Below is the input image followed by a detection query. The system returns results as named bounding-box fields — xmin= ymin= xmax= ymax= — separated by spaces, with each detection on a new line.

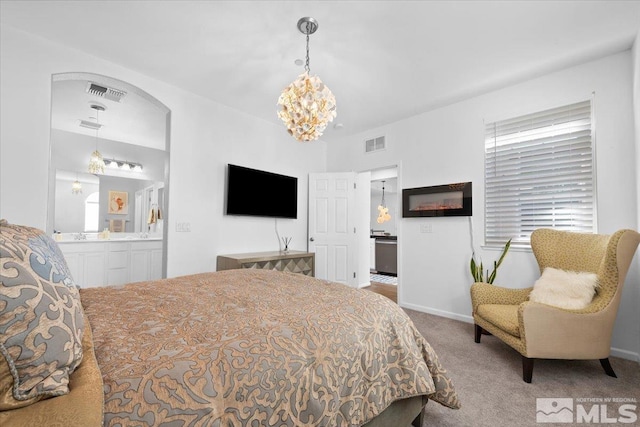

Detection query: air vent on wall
xmin=365 ymin=136 xmax=386 ymax=153
xmin=78 ymin=120 xmax=104 ymax=130
xmin=86 ymin=82 xmax=127 ymax=102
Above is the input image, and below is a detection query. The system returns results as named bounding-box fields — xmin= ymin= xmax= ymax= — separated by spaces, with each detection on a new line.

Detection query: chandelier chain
xmin=95 ymin=108 xmax=100 ymax=149
xmin=305 ymin=24 xmax=311 ymax=73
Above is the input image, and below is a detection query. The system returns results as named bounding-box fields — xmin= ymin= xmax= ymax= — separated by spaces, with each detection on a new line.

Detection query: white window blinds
xmin=484 ymin=100 xmax=595 ymax=247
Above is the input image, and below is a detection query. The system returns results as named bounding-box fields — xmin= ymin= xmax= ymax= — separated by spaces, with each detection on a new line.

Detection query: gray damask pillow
xmin=0 ymin=220 xmax=84 ymax=409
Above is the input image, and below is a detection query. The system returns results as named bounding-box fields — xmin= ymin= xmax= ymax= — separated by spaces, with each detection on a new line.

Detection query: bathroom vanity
xmin=57 ymin=235 xmax=163 ymax=287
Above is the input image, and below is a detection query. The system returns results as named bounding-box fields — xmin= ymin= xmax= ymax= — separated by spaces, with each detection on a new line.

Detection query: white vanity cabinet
xmin=130 ymin=240 xmax=164 ymax=282
xmin=107 ymin=242 xmax=130 ymax=286
xmin=60 ymin=242 xmax=107 ymax=288
xmin=58 ymin=239 xmax=163 ymax=287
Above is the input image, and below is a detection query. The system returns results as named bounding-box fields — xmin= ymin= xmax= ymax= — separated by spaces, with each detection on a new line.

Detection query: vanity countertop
xmin=55 ymin=233 xmax=162 ymax=243
xmin=370 ymin=235 xmax=397 ymax=240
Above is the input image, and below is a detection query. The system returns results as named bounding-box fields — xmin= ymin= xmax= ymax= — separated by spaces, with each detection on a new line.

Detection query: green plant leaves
xmin=469 ymin=238 xmax=511 ymax=284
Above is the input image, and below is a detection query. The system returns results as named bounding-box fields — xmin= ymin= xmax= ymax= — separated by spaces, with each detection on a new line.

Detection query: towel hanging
xmin=109 ymin=219 xmax=125 ymax=232
xmin=147 ymin=206 xmax=156 ymax=224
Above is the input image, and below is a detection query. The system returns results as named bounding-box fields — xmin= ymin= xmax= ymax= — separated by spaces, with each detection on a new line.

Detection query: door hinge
xmin=353 ymin=272 xmax=356 ymax=278
xmin=354 ymin=182 xmax=356 ymax=189
xmin=354 ymin=227 xmax=356 ymax=234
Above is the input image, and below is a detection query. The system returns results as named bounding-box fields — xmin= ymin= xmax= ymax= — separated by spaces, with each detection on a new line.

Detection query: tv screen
xmin=225 ymin=164 xmax=298 ymax=219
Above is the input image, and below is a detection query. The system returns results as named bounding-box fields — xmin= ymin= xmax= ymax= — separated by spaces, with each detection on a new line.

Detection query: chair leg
xmin=474 ymin=324 xmax=483 ymax=343
xmin=600 ymin=358 xmax=617 ymax=378
xmin=411 ymin=408 xmax=424 ymax=427
xmin=522 ymin=356 xmax=534 ymax=383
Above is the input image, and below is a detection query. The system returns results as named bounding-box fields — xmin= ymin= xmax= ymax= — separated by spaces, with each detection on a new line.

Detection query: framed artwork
xmin=402 ymin=182 xmax=472 ymax=217
xmin=108 ymin=190 xmax=129 ymax=215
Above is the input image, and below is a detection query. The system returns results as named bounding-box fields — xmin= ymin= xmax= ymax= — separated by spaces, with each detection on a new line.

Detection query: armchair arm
xmin=470 ymin=283 xmax=532 ymax=313
xmin=519 ymin=301 xmax=615 ymax=359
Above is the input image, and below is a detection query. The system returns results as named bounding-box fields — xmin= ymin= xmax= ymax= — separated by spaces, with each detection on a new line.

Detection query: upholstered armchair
xmin=471 ymin=228 xmax=640 ymax=383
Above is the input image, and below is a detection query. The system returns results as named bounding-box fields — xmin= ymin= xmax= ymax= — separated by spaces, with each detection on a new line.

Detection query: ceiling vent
xmin=86 ymin=82 xmax=127 ymax=102
xmin=365 ymin=136 xmax=386 ymax=153
xmin=78 ymin=120 xmax=104 ymax=131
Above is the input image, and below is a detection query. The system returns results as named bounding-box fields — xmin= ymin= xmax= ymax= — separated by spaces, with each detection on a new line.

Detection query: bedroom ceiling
xmin=2 ymin=1 xmax=639 ymax=143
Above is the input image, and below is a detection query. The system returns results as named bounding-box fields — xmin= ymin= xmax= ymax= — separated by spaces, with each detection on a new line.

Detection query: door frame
xmin=361 ymin=164 xmax=401 ymax=299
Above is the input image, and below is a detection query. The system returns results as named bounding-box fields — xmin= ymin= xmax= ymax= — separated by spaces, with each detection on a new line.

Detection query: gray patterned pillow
xmin=0 ymin=220 xmax=84 ymax=409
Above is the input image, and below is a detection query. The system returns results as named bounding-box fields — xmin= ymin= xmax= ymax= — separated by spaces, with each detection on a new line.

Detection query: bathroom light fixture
xmin=277 ymin=17 xmax=336 ymax=142
xmin=104 ymin=158 xmax=143 ymax=172
xmin=377 ymin=180 xmax=391 ymax=224
xmin=87 ymin=104 xmax=106 ymax=174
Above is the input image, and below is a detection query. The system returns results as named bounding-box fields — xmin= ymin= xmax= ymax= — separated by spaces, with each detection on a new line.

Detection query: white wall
xmin=633 ymin=31 xmax=640 ymax=363
xmin=0 ymin=26 xmax=326 ymax=277
xmin=327 ymin=51 xmax=640 ymax=360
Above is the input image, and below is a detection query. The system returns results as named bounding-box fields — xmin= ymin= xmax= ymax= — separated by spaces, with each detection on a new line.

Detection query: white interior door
xmin=309 ymin=172 xmax=367 ymax=287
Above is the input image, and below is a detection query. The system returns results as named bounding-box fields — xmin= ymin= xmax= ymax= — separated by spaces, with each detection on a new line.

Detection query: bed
xmin=0 ymin=221 xmax=460 ymax=426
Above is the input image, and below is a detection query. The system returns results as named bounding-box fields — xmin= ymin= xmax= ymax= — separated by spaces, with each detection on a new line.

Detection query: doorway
xmin=47 ymin=72 xmax=171 ymax=278
xmin=368 ymin=166 xmax=399 ymax=299
xmin=307 ymin=166 xmax=400 ymax=296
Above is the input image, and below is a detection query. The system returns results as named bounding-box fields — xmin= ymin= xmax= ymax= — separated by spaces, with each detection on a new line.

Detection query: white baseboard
xmin=400 ymin=302 xmax=640 ymax=363
xmin=610 ymin=347 xmax=640 ymax=362
xmin=400 ymin=302 xmax=474 ymax=324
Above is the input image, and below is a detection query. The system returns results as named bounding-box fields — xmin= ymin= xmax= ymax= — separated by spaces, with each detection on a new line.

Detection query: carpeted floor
xmin=404 ymin=309 xmax=640 ymax=427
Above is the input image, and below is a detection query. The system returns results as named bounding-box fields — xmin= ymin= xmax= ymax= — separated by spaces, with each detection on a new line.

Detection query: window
xmin=84 ymin=192 xmax=100 ymax=232
xmin=484 ymin=100 xmax=595 ymax=247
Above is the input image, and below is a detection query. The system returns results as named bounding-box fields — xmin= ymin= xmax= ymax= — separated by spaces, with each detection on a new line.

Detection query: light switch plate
xmin=176 ymin=222 xmax=191 ymax=232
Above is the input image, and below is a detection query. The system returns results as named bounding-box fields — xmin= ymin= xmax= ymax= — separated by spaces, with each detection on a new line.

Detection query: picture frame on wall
xmin=402 ymin=182 xmax=472 ymax=217
xmin=108 ymin=190 xmax=129 ymax=215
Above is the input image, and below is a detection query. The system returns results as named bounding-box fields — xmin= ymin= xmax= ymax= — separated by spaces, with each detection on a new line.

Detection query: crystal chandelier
xmin=71 ymin=175 xmax=83 ymax=195
xmin=277 ymin=17 xmax=336 ymax=142
xmin=88 ymin=104 xmax=106 ymax=174
xmin=377 ymin=181 xmax=391 ymax=224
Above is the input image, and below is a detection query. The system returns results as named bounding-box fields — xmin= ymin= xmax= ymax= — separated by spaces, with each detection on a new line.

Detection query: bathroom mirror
xmin=47 ymin=72 xmax=170 ymax=276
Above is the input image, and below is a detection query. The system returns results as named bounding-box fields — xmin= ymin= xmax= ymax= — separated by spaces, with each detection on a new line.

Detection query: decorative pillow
xmin=0 ymin=220 xmax=84 ymax=410
xmin=529 ymin=267 xmax=599 ymax=310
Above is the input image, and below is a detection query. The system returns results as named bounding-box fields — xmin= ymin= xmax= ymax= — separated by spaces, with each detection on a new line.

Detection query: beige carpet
xmin=404 ymin=309 xmax=640 ymax=427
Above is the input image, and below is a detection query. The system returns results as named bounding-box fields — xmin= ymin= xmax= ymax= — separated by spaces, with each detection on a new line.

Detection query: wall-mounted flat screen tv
xmin=225 ymin=164 xmax=298 ymax=219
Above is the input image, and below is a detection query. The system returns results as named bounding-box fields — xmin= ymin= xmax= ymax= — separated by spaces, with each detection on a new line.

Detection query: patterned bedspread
xmin=80 ymin=269 xmax=459 ymax=426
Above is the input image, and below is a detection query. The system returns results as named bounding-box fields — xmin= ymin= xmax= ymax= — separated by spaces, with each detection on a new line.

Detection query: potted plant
xmin=470 ymin=238 xmax=511 ymax=284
